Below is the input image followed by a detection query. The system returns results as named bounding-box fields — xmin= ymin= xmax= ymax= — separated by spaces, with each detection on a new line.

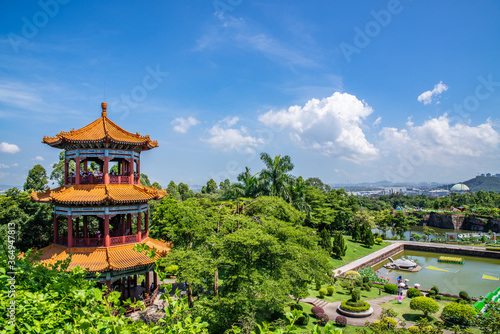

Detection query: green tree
xmin=362 ymin=223 xmax=375 ymax=247
xmin=476 ymin=301 xmax=500 ymax=334
xmin=232 ymin=167 xmax=263 ymax=198
xmin=351 ymin=219 xmax=361 ymax=241
xmin=332 ymin=231 xmax=347 ymax=258
xmin=259 ymin=152 xmax=294 ymax=201
xmin=205 ymin=179 xmax=218 ymax=194
xmin=410 ymin=296 xmax=440 ymax=318
xmin=152 ymin=181 xmax=162 ymax=190
xmin=140 ymin=173 xmax=152 ymax=187
xmin=165 ymin=181 xmax=181 ymax=200
xmin=319 ymin=228 xmax=332 ymax=253
xmin=24 ymin=164 xmax=48 ymax=192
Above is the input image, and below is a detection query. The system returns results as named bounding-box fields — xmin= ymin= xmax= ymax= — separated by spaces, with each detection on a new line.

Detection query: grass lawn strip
xmin=330 ymin=237 xmax=391 ymax=270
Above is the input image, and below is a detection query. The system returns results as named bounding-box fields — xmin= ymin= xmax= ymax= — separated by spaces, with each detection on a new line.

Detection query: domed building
xmin=450 ymin=183 xmax=470 ymax=193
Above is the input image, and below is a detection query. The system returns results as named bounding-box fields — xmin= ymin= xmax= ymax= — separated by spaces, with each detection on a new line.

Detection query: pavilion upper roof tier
xmin=31 ymin=184 xmax=167 ymax=205
xmin=42 ymin=102 xmax=159 ymax=151
xmin=30 ymin=237 xmax=171 ymax=272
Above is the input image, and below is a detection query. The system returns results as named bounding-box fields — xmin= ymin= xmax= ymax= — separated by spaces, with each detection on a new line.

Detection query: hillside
xmin=463 ymin=176 xmax=500 ymax=192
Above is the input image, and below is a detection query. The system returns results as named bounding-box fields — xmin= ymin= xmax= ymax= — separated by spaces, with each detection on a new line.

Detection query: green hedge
xmin=486 ymin=247 xmax=500 ymax=251
xmin=340 ymin=300 xmax=371 ymax=312
xmin=384 ymin=283 xmax=398 ymax=294
xmin=407 ymin=288 xmax=423 ymax=298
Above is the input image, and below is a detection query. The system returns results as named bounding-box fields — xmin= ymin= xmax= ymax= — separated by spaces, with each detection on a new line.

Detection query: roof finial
xmin=101 ymin=102 xmax=107 ymax=117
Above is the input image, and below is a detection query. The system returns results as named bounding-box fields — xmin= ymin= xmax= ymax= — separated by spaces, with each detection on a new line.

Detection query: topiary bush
xmin=296 ymin=312 xmax=309 ymax=326
xmin=316 ymin=313 xmax=329 ymax=326
xmin=459 ymin=290 xmax=471 ymax=302
xmin=409 ymin=296 xmax=440 ymax=317
xmin=375 ymin=237 xmax=383 ymax=244
xmin=407 ymin=288 xmax=423 ymax=298
xmin=311 ymin=306 xmax=324 ymax=316
xmin=335 ymin=315 xmax=347 ymax=327
xmin=441 ymin=303 xmax=477 ymax=326
xmin=430 ymin=285 xmax=439 ymax=295
xmin=318 ymin=288 xmax=327 ymax=298
xmin=351 ymin=288 xmax=361 ymax=302
xmin=290 ymin=303 xmax=303 ymax=311
xmin=384 ymin=283 xmax=398 ymax=294
xmin=340 ymin=300 xmax=371 ymax=312
xmin=326 ymin=286 xmax=335 ymax=296
xmin=344 ymin=270 xmax=361 ymax=280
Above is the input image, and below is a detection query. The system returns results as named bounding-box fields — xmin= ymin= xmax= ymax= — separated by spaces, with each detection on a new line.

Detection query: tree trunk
xmin=187 ymin=283 xmax=194 ymax=308
xmin=214 ymin=264 xmax=219 ymax=296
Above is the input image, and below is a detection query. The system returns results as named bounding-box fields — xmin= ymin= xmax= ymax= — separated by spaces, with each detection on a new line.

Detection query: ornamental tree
xmin=409 ymin=296 xmax=440 ymax=318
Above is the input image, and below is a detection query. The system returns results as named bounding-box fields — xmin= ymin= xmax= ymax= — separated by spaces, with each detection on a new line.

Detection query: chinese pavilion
xmin=30 ymin=102 xmax=170 ymax=301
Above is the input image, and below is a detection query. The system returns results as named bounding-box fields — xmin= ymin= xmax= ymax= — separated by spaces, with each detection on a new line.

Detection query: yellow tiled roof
xmin=34 ymin=238 xmax=171 ymax=272
xmin=31 ymin=184 xmax=167 ymax=204
xmin=42 ymin=111 xmax=158 ymax=150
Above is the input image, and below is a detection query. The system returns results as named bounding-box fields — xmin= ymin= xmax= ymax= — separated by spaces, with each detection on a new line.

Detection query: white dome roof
xmin=451 ymin=183 xmax=470 ymax=192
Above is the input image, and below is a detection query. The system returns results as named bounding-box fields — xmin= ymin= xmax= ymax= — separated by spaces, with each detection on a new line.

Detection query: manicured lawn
xmin=330 ymin=237 xmax=391 ymax=270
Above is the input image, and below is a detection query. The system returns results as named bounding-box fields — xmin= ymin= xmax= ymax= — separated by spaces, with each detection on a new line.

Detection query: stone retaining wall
xmin=347 ymin=244 xmax=404 ymax=272
xmin=404 ymin=243 xmax=500 ymax=259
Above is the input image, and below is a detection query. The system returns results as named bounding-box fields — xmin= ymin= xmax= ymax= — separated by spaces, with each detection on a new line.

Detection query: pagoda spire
xmin=101 ymin=102 xmax=107 ymax=117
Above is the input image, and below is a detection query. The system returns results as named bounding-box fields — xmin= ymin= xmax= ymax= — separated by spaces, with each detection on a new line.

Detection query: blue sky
xmin=0 ymin=0 xmax=499 ymax=188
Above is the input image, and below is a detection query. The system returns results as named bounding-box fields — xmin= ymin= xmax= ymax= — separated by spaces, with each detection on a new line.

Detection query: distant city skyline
xmin=1 ymin=1 xmax=499 ymax=188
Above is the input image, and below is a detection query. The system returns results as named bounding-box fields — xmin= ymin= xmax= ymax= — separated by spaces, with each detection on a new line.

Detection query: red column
xmin=137 ymin=212 xmax=142 ymax=242
xmin=104 ymin=215 xmax=110 ymax=247
xmin=153 ymin=271 xmax=158 ymax=290
xmin=53 ymin=215 xmax=58 ymax=244
xmin=103 ymin=156 xmax=109 ymax=184
xmin=121 ymin=215 xmax=125 ymax=243
xmin=64 ymin=160 xmax=69 ymax=185
xmin=137 ymin=160 xmax=140 ymax=184
xmin=75 ymin=157 xmax=81 ymax=185
xmin=127 ymin=276 xmax=131 ymax=299
xmin=67 ymin=216 xmax=73 ymax=248
xmin=129 ymin=158 xmax=134 ymax=184
xmin=145 ymin=272 xmax=150 ymax=298
xmin=145 ymin=211 xmax=149 ymax=239
xmin=83 ymin=160 xmax=88 ymax=172
xmin=83 ymin=216 xmax=89 ymax=246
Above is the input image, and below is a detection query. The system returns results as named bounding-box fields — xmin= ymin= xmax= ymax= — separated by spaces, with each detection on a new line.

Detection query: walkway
xmin=333 ymin=242 xmax=402 ymax=275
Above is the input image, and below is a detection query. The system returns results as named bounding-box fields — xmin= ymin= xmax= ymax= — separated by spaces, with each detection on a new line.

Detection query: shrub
xmin=335 ymin=315 xmax=347 ymax=327
xmin=326 ymin=286 xmax=335 ymax=296
xmin=316 ymin=313 xmax=329 ymax=326
xmin=381 ymin=317 xmax=398 ymax=329
xmin=311 ymin=306 xmax=324 ymax=316
xmin=430 ymin=285 xmax=439 ymax=295
xmin=351 ymin=288 xmax=361 ymax=302
xmin=363 ymin=276 xmax=369 ymax=284
xmin=384 ymin=283 xmax=398 ymax=294
xmin=344 ymin=270 xmax=361 ymax=280
xmin=459 ymin=290 xmax=471 ymax=302
xmin=407 ymin=288 xmax=423 ymax=298
xmin=340 ymin=300 xmax=371 ymax=312
xmin=315 ymin=280 xmax=321 ymax=290
xmin=434 ymin=295 xmax=442 ymax=300
xmin=375 ymin=237 xmax=383 ymax=244
xmin=318 ymin=288 xmax=327 ymax=298
xmin=408 ymin=325 xmax=433 ymax=333
xmin=442 ymin=303 xmax=477 ymax=326
xmin=290 ymin=303 xmax=303 ymax=311
xmin=409 ymin=296 xmax=440 ymax=317
xmin=296 ymin=313 xmax=309 ymax=326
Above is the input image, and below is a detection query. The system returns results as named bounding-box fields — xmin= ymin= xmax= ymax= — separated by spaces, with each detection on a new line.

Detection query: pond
xmin=372 ymin=250 xmax=500 ymax=298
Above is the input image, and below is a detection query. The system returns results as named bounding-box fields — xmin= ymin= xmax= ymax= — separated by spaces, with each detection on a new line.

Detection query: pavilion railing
xmin=56 ymin=235 xmax=68 ymax=246
xmin=56 ymin=234 xmax=143 ymax=248
xmin=109 ymin=175 xmax=130 ymax=184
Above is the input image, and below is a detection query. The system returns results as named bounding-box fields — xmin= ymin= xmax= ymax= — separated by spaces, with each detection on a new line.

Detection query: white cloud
xmin=417 ymin=81 xmax=448 ymax=105
xmin=379 ymin=114 xmax=500 ymax=162
xmin=0 ymin=163 xmax=9 ymax=168
xmin=10 ymin=163 xmax=18 ymax=167
xmin=33 ymin=156 xmax=44 ymax=161
xmin=203 ymin=118 xmax=264 ymax=154
xmin=171 ymin=116 xmax=200 ymax=133
xmin=195 ymin=16 xmax=316 ymax=68
xmin=258 ymin=92 xmax=379 ymax=161
xmin=0 ymin=142 xmax=20 ymax=154
xmin=372 ymin=116 xmax=382 ymax=127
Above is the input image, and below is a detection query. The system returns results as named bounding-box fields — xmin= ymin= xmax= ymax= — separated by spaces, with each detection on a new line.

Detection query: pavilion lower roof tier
xmin=42 ymin=110 xmax=158 ymax=151
xmin=32 ymin=238 xmax=171 ymax=272
xmin=31 ymin=184 xmax=167 ymax=205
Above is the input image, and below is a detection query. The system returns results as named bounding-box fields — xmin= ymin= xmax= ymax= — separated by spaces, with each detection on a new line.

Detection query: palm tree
xmin=229 ymin=167 xmax=264 ymax=198
xmin=288 ymin=176 xmax=311 ymax=214
xmin=259 ymin=152 xmax=294 ymax=201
